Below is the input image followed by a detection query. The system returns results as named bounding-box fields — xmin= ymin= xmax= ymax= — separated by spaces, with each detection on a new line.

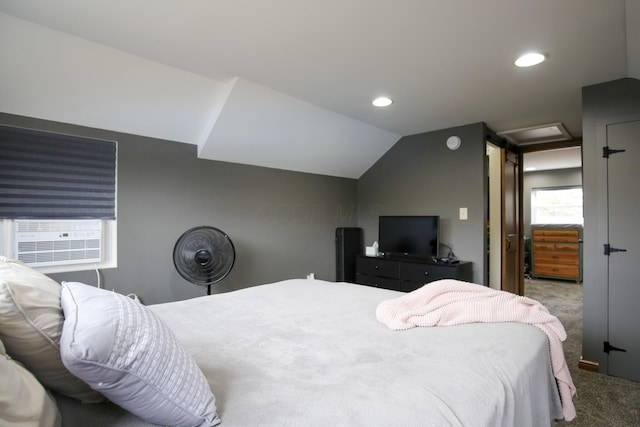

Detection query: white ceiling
xmin=0 ymin=0 xmax=637 ymax=178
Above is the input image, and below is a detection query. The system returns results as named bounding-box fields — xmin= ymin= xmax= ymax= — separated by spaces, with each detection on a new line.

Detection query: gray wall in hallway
xmin=523 ymin=167 xmax=583 ymax=237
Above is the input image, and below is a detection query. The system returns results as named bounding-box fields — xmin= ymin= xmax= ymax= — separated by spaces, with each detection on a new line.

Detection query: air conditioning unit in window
xmin=13 ymin=219 xmax=103 ymax=268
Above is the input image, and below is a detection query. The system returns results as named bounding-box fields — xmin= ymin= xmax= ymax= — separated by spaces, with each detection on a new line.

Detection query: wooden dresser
xmin=531 ymin=225 xmax=583 ymax=283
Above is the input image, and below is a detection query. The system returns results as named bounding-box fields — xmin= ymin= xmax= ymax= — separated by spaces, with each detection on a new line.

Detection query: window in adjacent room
xmin=531 ymin=186 xmax=583 ymax=225
xmin=0 ymin=124 xmax=117 ymax=273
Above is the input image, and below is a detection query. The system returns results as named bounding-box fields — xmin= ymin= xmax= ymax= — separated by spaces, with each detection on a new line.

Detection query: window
xmin=0 ymin=125 xmax=117 ymax=273
xmin=531 ymin=186 xmax=583 ymax=225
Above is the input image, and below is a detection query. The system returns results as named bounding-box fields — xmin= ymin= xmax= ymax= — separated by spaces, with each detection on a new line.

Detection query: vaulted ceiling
xmin=0 ymin=1 xmax=637 ymax=178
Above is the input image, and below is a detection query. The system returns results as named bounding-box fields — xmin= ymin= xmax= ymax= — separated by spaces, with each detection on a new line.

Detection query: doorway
xmin=486 ymin=141 xmax=522 ymax=294
xmin=486 ymin=139 xmax=582 ymax=295
xmin=521 ymin=144 xmax=583 ymax=294
xmin=522 ymin=146 xmax=584 ymax=279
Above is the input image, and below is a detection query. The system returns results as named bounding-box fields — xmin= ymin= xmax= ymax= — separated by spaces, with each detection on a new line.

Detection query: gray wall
xmin=523 ymin=167 xmax=583 ymax=237
xmin=357 ymin=122 xmax=487 ymax=283
xmin=582 ymin=78 xmax=640 ymax=367
xmin=0 ymin=113 xmax=358 ymax=304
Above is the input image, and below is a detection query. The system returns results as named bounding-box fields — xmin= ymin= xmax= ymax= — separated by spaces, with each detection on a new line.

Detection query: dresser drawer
xmin=555 ymin=243 xmax=579 ymax=253
xmin=355 ymin=257 xmax=400 ymax=279
xmin=401 ymin=262 xmax=455 ymax=283
xmin=533 ymin=243 xmax=556 ymax=252
xmin=355 ymin=273 xmax=401 ymax=290
xmin=534 ymin=252 xmax=579 ymax=265
xmin=534 ymin=242 xmax=579 ymax=253
xmin=532 ymin=229 xmax=580 ymax=243
xmin=534 ymin=263 xmax=580 ymax=279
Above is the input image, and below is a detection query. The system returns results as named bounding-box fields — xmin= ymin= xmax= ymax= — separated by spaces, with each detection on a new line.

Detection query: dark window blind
xmin=0 ymin=125 xmax=116 ymax=219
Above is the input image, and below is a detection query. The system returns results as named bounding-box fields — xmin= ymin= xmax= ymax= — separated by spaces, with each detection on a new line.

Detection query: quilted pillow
xmin=0 ymin=338 xmax=61 ymax=427
xmin=0 ymin=256 xmax=103 ymax=403
xmin=59 ymin=281 xmax=221 ymax=427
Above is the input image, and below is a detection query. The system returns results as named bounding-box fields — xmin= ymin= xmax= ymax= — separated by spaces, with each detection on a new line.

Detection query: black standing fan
xmin=173 ymin=226 xmax=235 ymax=295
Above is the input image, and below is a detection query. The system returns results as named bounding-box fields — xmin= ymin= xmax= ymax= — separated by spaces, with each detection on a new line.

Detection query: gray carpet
xmin=524 ymin=279 xmax=640 ymax=426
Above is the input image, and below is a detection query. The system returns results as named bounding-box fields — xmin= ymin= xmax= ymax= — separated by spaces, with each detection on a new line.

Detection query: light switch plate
xmin=459 ymin=207 xmax=468 ymax=220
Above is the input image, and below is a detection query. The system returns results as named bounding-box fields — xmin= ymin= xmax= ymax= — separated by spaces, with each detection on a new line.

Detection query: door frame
xmin=518 ymin=139 xmax=583 ymax=295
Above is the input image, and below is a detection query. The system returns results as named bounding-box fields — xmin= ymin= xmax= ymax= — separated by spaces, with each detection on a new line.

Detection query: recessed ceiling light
xmin=372 ymin=97 xmax=393 ymax=107
xmin=514 ymin=52 xmax=547 ymax=67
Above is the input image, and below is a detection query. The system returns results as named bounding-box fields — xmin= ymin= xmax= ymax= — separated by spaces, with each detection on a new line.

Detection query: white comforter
xmin=152 ymin=279 xmax=563 ymax=427
xmin=55 ymin=279 xmax=564 ymax=426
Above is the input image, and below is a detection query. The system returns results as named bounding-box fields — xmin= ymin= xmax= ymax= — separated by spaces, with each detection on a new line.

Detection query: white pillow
xmin=0 ymin=256 xmax=103 ymax=403
xmin=59 ymin=281 xmax=221 ymax=427
xmin=0 ymin=338 xmax=61 ymax=427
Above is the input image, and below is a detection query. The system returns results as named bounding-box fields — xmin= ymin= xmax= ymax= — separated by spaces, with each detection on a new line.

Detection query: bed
xmin=0 ymin=257 xmax=573 ymax=426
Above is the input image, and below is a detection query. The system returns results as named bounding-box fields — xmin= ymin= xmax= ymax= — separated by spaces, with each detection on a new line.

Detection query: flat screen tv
xmin=378 ymin=215 xmax=440 ymax=259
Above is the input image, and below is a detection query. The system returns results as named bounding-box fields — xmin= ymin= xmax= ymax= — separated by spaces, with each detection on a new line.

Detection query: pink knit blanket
xmin=376 ymin=279 xmax=576 ymax=421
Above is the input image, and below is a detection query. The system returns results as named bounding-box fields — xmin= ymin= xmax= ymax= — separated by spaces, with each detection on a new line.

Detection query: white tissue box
xmin=365 ymin=246 xmax=378 ymax=256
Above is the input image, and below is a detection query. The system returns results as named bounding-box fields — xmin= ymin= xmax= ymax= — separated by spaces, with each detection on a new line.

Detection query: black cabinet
xmin=355 ymin=255 xmax=473 ymax=292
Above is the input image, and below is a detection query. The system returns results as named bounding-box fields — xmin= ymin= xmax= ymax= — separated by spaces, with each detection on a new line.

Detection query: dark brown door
xmin=501 ymin=149 xmax=523 ymax=294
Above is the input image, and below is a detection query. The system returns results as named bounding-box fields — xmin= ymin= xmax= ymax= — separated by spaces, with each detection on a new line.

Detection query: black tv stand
xmin=355 ymin=255 xmax=473 ymax=292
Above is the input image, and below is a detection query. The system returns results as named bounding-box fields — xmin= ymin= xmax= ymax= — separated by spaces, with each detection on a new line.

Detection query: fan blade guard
xmin=173 ymin=226 xmax=235 ymax=286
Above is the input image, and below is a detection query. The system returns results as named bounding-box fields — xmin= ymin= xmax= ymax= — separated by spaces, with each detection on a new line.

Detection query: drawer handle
xmin=375 ymin=265 xmax=379 ymax=269
xmin=424 ymin=271 xmax=429 ymax=275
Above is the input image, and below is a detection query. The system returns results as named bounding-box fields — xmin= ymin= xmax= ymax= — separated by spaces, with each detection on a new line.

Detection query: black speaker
xmin=336 ymin=227 xmax=363 ymax=282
